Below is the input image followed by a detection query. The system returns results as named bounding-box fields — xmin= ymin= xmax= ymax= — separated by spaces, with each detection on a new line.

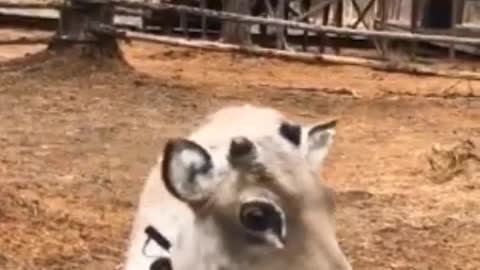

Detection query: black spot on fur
xmin=279 ymin=122 xmax=301 ymax=146
xmin=145 ymin=226 xmax=171 ymax=251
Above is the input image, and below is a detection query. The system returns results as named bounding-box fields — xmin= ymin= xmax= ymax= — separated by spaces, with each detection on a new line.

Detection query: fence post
xmin=276 ymin=0 xmax=286 ymax=49
xmin=48 ymin=0 xmax=121 ymax=58
xmin=221 ymin=0 xmax=252 ymax=45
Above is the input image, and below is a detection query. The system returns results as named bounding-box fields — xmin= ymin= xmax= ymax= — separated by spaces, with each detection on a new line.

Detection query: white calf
xmin=124 ymin=104 xmax=352 ymax=270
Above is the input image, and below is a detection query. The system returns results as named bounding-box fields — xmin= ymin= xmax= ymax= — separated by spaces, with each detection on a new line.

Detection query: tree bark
xmin=221 ymin=0 xmax=252 ymax=45
xmin=48 ymin=0 xmax=122 ymax=59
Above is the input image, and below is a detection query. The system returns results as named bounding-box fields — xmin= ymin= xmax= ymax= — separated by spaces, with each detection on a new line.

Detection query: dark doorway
xmin=421 ymin=0 xmax=464 ymax=29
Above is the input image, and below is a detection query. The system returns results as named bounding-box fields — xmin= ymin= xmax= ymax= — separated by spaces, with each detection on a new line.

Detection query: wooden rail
xmin=0 ymin=1 xmax=62 ymax=9
xmin=92 ymin=23 xmax=480 ymax=81
xmin=0 ymin=36 xmax=51 ymax=45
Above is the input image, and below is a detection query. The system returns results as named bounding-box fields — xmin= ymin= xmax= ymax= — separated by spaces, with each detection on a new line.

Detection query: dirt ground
xmin=0 ymin=28 xmax=480 ymax=270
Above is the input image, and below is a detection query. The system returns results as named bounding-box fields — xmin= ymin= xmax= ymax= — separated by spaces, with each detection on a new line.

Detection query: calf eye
xmin=239 ymin=201 xmax=282 ymax=233
xmin=241 ymin=204 xmax=270 ymax=231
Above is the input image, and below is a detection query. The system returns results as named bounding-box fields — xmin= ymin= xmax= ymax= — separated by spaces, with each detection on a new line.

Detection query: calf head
xmin=161 ymin=118 xmax=351 ymax=270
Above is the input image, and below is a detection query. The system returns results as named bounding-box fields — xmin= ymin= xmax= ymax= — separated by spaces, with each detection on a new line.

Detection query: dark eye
xmin=240 ymin=201 xmax=285 ymax=235
xmin=240 ymin=204 xmax=270 ymax=232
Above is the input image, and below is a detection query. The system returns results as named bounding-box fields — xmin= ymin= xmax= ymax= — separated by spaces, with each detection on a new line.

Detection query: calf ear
xmin=161 ymin=138 xmax=215 ymax=204
xmin=302 ymin=120 xmax=337 ymax=170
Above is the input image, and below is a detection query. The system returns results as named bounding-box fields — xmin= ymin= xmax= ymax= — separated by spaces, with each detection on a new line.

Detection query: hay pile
xmin=427 ymin=139 xmax=480 ymax=185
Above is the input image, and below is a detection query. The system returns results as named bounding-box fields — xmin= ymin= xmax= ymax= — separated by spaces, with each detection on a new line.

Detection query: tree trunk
xmin=48 ymin=0 xmax=122 ymax=59
xmin=221 ymin=0 xmax=252 ymax=45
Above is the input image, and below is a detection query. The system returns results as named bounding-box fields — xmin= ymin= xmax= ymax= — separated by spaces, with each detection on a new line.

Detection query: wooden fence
xmin=0 ymin=0 xmax=479 ymax=80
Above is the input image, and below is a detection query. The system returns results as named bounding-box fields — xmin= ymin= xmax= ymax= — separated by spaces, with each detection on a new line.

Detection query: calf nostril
xmin=150 ymin=258 xmax=172 ymax=270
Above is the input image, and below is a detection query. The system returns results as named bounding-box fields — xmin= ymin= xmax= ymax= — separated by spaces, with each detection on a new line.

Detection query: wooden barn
xmin=310 ymin=0 xmax=480 ymax=55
